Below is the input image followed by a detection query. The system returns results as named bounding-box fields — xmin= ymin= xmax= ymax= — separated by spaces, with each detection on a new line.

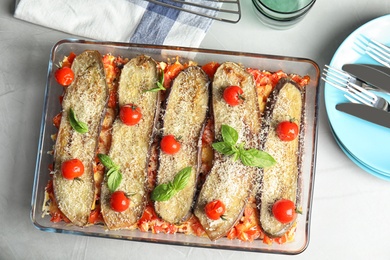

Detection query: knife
xmin=360 ymin=64 xmax=390 ymax=76
xmin=342 ymin=64 xmax=390 ymax=93
xmin=336 ymin=103 xmax=390 ymax=129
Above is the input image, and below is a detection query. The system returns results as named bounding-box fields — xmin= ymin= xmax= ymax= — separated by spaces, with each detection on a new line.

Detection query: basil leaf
xmin=221 ymin=124 xmax=238 ymax=145
xmin=156 ymin=72 xmax=165 ymax=90
xmin=212 ymin=142 xmax=235 ymax=156
xmin=144 ymin=87 xmax=161 ymax=93
xmin=144 ymin=70 xmax=166 ymax=92
xmin=106 ymin=167 xmax=117 ymax=177
xmin=151 ymin=183 xmax=175 ymax=201
xmin=172 ymin=167 xmax=192 ymax=191
xmin=212 ymin=125 xmax=276 ymax=168
xmin=97 ymin=154 xmax=117 ymax=169
xmin=232 ymin=152 xmax=240 ymax=162
xmin=151 ymin=166 xmax=192 ymax=201
xmin=239 ymin=148 xmax=276 ymax=168
xmin=68 ymin=108 xmax=88 ymax=134
xmin=107 ymin=170 xmax=122 ymax=193
xmin=98 ymin=153 xmax=123 ymax=192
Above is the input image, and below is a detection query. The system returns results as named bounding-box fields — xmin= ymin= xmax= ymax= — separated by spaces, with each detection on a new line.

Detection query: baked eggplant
xmin=53 ymin=50 xmax=108 ymax=226
xmin=153 ymin=66 xmax=209 ymax=224
xmin=194 ymin=62 xmax=262 ymax=241
xmin=100 ymin=55 xmax=160 ymax=229
xmin=257 ymin=78 xmax=304 ymax=237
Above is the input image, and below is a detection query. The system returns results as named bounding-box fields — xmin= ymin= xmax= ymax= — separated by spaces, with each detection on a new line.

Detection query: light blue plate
xmin=330 ymin=126 xmax=390 ymax=181
xmin=324 ymin=14 xmax=390 ymax=177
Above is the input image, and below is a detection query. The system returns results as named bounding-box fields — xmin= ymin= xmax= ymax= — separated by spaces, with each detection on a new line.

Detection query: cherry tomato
xmin=223 ymin=86 xmax=244 ymax=106
xmin=205 ymin=199 xmax=226 ymax=220
xmin=120 ymin=104 xmax=142 ymax=126
xmin=61 ymin=158 xmax=84 ymax=180
xmin=55 ymin=67 xmax=74 ymax=86
xmin=276 ymin=120 xmax=299 ymax=141
xmin=160 ymin=135 xmax=181 ymax=155
xmin=110 ymin=191 xmax=130 ymax=212
xmin=272 ymin=199 xmax=296 ymax=224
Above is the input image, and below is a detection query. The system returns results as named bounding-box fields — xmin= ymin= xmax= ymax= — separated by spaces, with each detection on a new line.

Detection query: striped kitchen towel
xmin=14 ymin=0 xmax=219 ymax=47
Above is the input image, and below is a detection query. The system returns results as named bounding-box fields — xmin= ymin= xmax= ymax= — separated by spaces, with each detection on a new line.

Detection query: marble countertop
xmin=1 ymin=0 xmax=390 ymax=259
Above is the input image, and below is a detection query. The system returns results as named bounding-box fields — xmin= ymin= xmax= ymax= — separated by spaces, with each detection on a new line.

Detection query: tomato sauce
xmin=45 ymin=54 xmax=309 ymax=245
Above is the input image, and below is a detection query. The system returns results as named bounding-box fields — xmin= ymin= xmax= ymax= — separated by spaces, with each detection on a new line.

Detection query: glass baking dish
xmin=31 ymin=39 xmax=320 ymax=255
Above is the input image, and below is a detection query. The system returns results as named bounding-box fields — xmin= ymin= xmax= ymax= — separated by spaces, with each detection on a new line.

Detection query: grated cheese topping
xmin=100 ymin=55 xmax=160 ymax=230
xmin=194 ymin=62 xmax=262 ymax=241
xmin=155 ymin=66 xmax=209 ymax=224
xmin=53 ymin=51 xmax=108 ymax=226
xmin=258 ymin=80 xmax=303 ymax=237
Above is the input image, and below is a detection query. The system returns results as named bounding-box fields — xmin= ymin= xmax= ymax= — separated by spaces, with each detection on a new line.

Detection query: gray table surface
xmin=1 ymin=0 xmax=390 ymax=259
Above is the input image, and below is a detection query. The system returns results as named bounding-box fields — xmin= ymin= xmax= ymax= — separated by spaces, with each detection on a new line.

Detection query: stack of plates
xmin=324 ymin=14 xmax=390 ymax=181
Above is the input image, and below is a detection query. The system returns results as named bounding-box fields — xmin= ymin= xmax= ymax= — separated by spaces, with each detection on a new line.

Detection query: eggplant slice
xmin=154 ymin=66 xmax=209 ymax=224
xmin=100 ymin=55 xmax=160 ymax=229
xmin=53 ymin=50 xmax=108 ymax=226
xmin=257 ymin=78 xmax=304 ymax=237
xmin=194 ymin=62 xmax=262 ymax=241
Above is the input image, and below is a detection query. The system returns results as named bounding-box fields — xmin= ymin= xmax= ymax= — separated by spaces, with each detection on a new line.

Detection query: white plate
xmin=324 ymin=14 xmax=390 ymax=177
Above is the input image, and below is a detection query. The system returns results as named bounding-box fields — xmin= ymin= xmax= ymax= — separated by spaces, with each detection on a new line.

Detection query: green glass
xmin=260 ymin=0 xmax=300 ymax=12
xmin=252 ymin=0 xmax=316 ymax=29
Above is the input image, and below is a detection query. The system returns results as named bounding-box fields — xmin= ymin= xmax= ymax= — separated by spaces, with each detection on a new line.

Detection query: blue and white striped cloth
xmin=14 ymin=0 xmax=219 ymax=47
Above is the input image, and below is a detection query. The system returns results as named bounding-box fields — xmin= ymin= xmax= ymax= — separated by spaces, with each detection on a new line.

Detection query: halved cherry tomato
xmin=160 ymin=135 xmax=181 ymax=155
xmin=201 ymin=62 xmax=220 ymax=79
xmin=205 ymin=199 xmax=226 ymax=220
xmin=54 ymin=67 xmax=74 ymax=86
xmin=110 ymin=191 xmax=130 ymax=212
xmin=276 ymin=120 xmax=299 ymax=141
xmin=272 ymin=199 xmax=296 ymax=224
xmin=120 ymin=104 xmax=142 ymax=126
xmin=61 ymin=158 xmax=84 ymax=180
xmin=223 ymin=86 xmax=244 ymax=106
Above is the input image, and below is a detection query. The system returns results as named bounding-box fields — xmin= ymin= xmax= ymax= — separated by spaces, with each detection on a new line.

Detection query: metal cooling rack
xmin=145 ymin=0 xmax=241 ymax=23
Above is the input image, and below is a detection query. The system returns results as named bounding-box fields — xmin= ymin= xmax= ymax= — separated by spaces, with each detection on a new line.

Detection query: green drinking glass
xmin=252 ymin=0 xmax=316 ymax=29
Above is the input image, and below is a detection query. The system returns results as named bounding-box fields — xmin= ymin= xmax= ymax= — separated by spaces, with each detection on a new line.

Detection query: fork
xmin=355 ymin=35 xmax=390 ymax=68
xmin=322 ymin=65 xmax=385 ymax=92
xmin=322 ymin=65 xmax=389 ymax=111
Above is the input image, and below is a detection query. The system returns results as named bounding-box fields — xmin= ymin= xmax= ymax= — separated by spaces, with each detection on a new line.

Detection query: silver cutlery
xmin=342 ymin=63 xmax=390 ymax=93
xmin=355 ymin=63 xmax=390 ymax=76
xmin=336 ymin=103 xmax=390 ymax=129
xmin=322 ymin=65 xmax=387 ymax=93
xmin=322 ymin=65 xmax=389 ymax=111
xmin=355 ymin=35 xmax=390 ymax=68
